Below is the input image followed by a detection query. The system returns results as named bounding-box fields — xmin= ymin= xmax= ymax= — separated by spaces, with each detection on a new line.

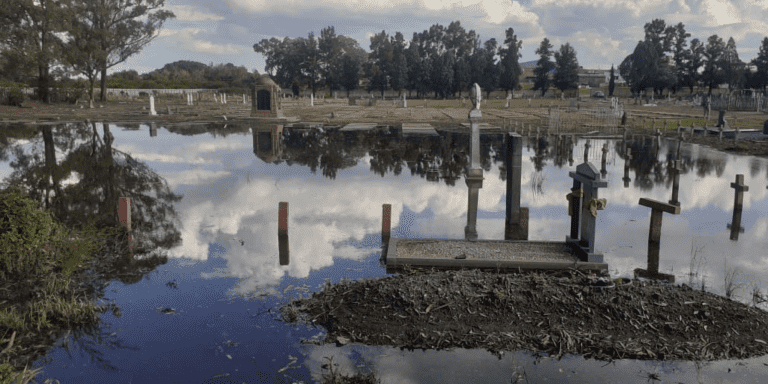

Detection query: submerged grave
xmin=284 ymin=268 xmax=768 ymax=361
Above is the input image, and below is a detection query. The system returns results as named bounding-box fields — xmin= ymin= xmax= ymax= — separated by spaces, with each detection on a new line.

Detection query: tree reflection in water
xmin=1 ymin=121 xmax=182 ymax=284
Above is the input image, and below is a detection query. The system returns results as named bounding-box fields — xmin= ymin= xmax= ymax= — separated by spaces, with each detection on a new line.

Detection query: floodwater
xmin=2 ymin=122 xmax=768 ymax=383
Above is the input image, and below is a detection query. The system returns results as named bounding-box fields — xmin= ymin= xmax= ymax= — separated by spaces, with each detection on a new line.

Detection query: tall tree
xmin=63 ymin=7 xmax=102 ymax=106
xmin=0 ymin=0 xmax=73 ymax=103
xmin=620 ymin=40 xmax=659 ymax=97
xmin=76 ymin=0 xmax=174 ymax=101
xmin=367 ymin=30 xmax=392 ymax=98
xmin=608 ymin=64 xmax=616 ymax=97
xmin=670 ymin=22 xmax=691 ymax=94
xmin=533 ymin=38 xmax=555 ymax=97
xmin=701 ymin=34 xmax=727 ymax=95
xmin=341 ymin=54 xmax=362 ymax=98
xmin=472 ymin=38 xmax=499 ymax=99
xmin=722 ymin=37 xmax=745 ymax=90
xmin=254 ymin=37 xmax=302 ymax=88
xmin=553 ymin=43 xmax=579 ymax=94
xmin=389 ymin=32 xmax=408 ymax=96
xmin=682 ymin=38 xmax=705 ymax=93
xmin=318 ymin=26 xmax=344 ymax=96
xmin=299 ymin=32 xmax=321 ymax=96
xmin=498 ymin=28 xmax=523 ymax=98
xmin=750 ymin=37 xmax=768 ymax=93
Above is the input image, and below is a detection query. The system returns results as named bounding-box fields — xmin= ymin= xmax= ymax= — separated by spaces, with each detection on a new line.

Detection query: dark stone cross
xmin=622 ymin=146 xmax=632 ymax=188
xmin=566 ymin=162 xmax=608 ymax=263
xmin=728 ymin=174 xmax=749 ymax=241
xmin=600 ymin=143 xmax=608 ymax=177
xmin=716 ymin=110 xmax=727 ymax=128
xmin=583 ymin=140 xmax=591 ymax=163
xmin=635 ymin=198 xmax=680 ymax=282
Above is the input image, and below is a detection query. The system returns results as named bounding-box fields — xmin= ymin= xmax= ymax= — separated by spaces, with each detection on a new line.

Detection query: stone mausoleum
xmin=251 ymin=75 xmax=284 ymax=118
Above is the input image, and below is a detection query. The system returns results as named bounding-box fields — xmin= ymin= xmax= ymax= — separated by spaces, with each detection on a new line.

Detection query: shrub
xmin=0 ymin=189 xmax=97 ymax=281
xmin=4 ymin=85 xmax=24 ymax=107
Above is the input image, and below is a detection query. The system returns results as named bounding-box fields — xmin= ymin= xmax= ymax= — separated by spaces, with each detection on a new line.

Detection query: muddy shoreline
xmin=283 ymin=269 xmax=768 ymax=362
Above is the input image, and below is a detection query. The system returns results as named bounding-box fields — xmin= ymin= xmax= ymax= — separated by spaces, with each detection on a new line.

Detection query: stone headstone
xmin=566 ymin=162 xmax=608 ymax=263
xmin=166 ymin=106 xmax=172 ymax=115
xmin=310 ymin=93 xmax=314 ymax=107
xmin=717 ymin=110 xmax=727 ymax=128
xmin=763 ymin=120 xmax=768 ymax=135
xmin=213 ymin=93 xmax=217 ymax=102
xmin=223 ymin=93 xmax=227 ymax=104
xmin=243 ymin=94 xmax=247 ymax=104
xmin=470 ymin=83 xmax=481 ymax=110
xmin=403 ymin=94 xmax=407 ymax=108
xmin=149 ymin=95 xmax=157 ymax=116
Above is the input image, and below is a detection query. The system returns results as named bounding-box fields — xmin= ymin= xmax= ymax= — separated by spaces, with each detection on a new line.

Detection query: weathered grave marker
xmin=279 ymin=202 xmax=289 ymax=265
xmin=728 ymin=174 xmax=749 ymax=241
xmin=505 ymin=133 xmax=528 ymax=240
xmin=669 ymin=160 xmax=682 ymax=207
xmin=118 ymin=197 xmax=132 ymax=251
xmin=382 ymin=204 xmax=391 ymax=245
xmin=622 ymin=146 xmax=632 ymax=188
xmin=465 ymin=83 xmax=484 ymax=241
xmin=600 ymin=143 xmax=608 ymax=177
xmin=566 ymin=162 xmax=608 ymax=262
xmin=583 ymin=140 xmax=590 ymax=163
xmin=635 ymin=198 xmax=680 ymax=282
xmin=149 ymin=95 xmax=157 ymax=116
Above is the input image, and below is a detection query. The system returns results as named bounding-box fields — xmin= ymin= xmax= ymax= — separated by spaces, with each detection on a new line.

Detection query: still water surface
xmin=2 ymin=123 xmax=767 ymax=383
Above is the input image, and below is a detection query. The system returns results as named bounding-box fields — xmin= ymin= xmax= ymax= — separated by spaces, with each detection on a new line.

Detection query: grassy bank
xmin=0 ymin=189 xmax=113 ymax=384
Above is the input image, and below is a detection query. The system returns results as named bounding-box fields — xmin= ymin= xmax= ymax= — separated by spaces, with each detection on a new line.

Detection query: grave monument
xmin=251 ymin=75 xmax=285 ymax=118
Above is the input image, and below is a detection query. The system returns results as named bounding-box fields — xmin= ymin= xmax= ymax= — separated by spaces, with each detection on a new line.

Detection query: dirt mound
xmin=282 ymin=268 xmax=768 ymax=361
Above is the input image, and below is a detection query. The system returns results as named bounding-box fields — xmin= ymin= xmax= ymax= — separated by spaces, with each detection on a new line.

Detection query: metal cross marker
xmin=636 ymin=198 xmax=680 ymax=282
xmin=728 ymin=174 xmax=749 ymax=241
xmin=622 ymin=146 xmax=632 ymax=188
xmin=583 ymin=140 xmax=590 ymax=163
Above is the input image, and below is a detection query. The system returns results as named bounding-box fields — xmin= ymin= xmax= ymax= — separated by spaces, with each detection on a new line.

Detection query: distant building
xmin=578 ymin=69 xmax=626 ymax=87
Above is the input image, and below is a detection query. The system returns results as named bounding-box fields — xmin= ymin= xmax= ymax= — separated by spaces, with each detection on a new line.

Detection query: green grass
xmin=0 ymin=189 xmax=111 ymax=381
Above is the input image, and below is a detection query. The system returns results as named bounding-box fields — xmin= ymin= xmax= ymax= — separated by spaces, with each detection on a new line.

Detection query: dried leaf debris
xmin=282 ymin=269 xmax=768 ymax=361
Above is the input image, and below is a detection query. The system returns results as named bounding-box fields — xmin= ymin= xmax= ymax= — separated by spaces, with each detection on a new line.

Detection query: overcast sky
xmin=116 ymin=0 xmax=768 ymax=76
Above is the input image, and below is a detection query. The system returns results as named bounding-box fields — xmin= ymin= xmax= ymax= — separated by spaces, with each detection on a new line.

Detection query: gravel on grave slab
xmin=393 ymin=239 xmax=577 ymax=263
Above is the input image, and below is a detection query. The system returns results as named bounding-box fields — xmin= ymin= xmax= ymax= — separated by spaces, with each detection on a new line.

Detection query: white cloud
xmin=701 ymin=0 xmax=742 ymax=27
xmin=168 ymin=5 xmax=226 ymax=22
xmin=190 ymin=40 xmax=248 ymax=55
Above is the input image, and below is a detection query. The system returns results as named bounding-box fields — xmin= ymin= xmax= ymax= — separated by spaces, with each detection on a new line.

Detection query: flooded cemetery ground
xmin=1 ymin=96 xmax=768 ymax=382
xmin=285 ymin=268 xmax=768 ymax=361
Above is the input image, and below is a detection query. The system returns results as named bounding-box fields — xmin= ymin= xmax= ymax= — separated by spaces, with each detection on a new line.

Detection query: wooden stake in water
xmin=118 ymin=197 xmax=132 ymax=251
xmin=278 ymin=202 xmax=289 ymax=265
xmin=382 ymin=204 xmax=391 ymax=245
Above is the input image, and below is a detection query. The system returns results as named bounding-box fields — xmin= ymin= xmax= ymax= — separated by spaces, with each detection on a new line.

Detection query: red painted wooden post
xmin=118 ymin=197 xmax=132 ymax=250
xmin=278 ymin=202 xmax=288 ymax=236
xmin=278 ymin=202 xmax=289 ymax=265
xmin=382 ymin=204 xmax=391 ymax=245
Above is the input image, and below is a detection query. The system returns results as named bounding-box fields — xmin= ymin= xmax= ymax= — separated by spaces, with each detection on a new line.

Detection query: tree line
xmin=620 ymin=19 xmax=768 ymax=97
xmin=254 ymin=22 xmax=582 ymax=99
xmin=0 ymin=0 xmax=175 ymax=103
xmin=108 ymin=61 xmax=258 ymax=93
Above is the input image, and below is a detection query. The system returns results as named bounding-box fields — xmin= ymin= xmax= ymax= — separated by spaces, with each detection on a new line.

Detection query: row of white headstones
xmin=148 ymin=93 xmax=248 ymax=115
